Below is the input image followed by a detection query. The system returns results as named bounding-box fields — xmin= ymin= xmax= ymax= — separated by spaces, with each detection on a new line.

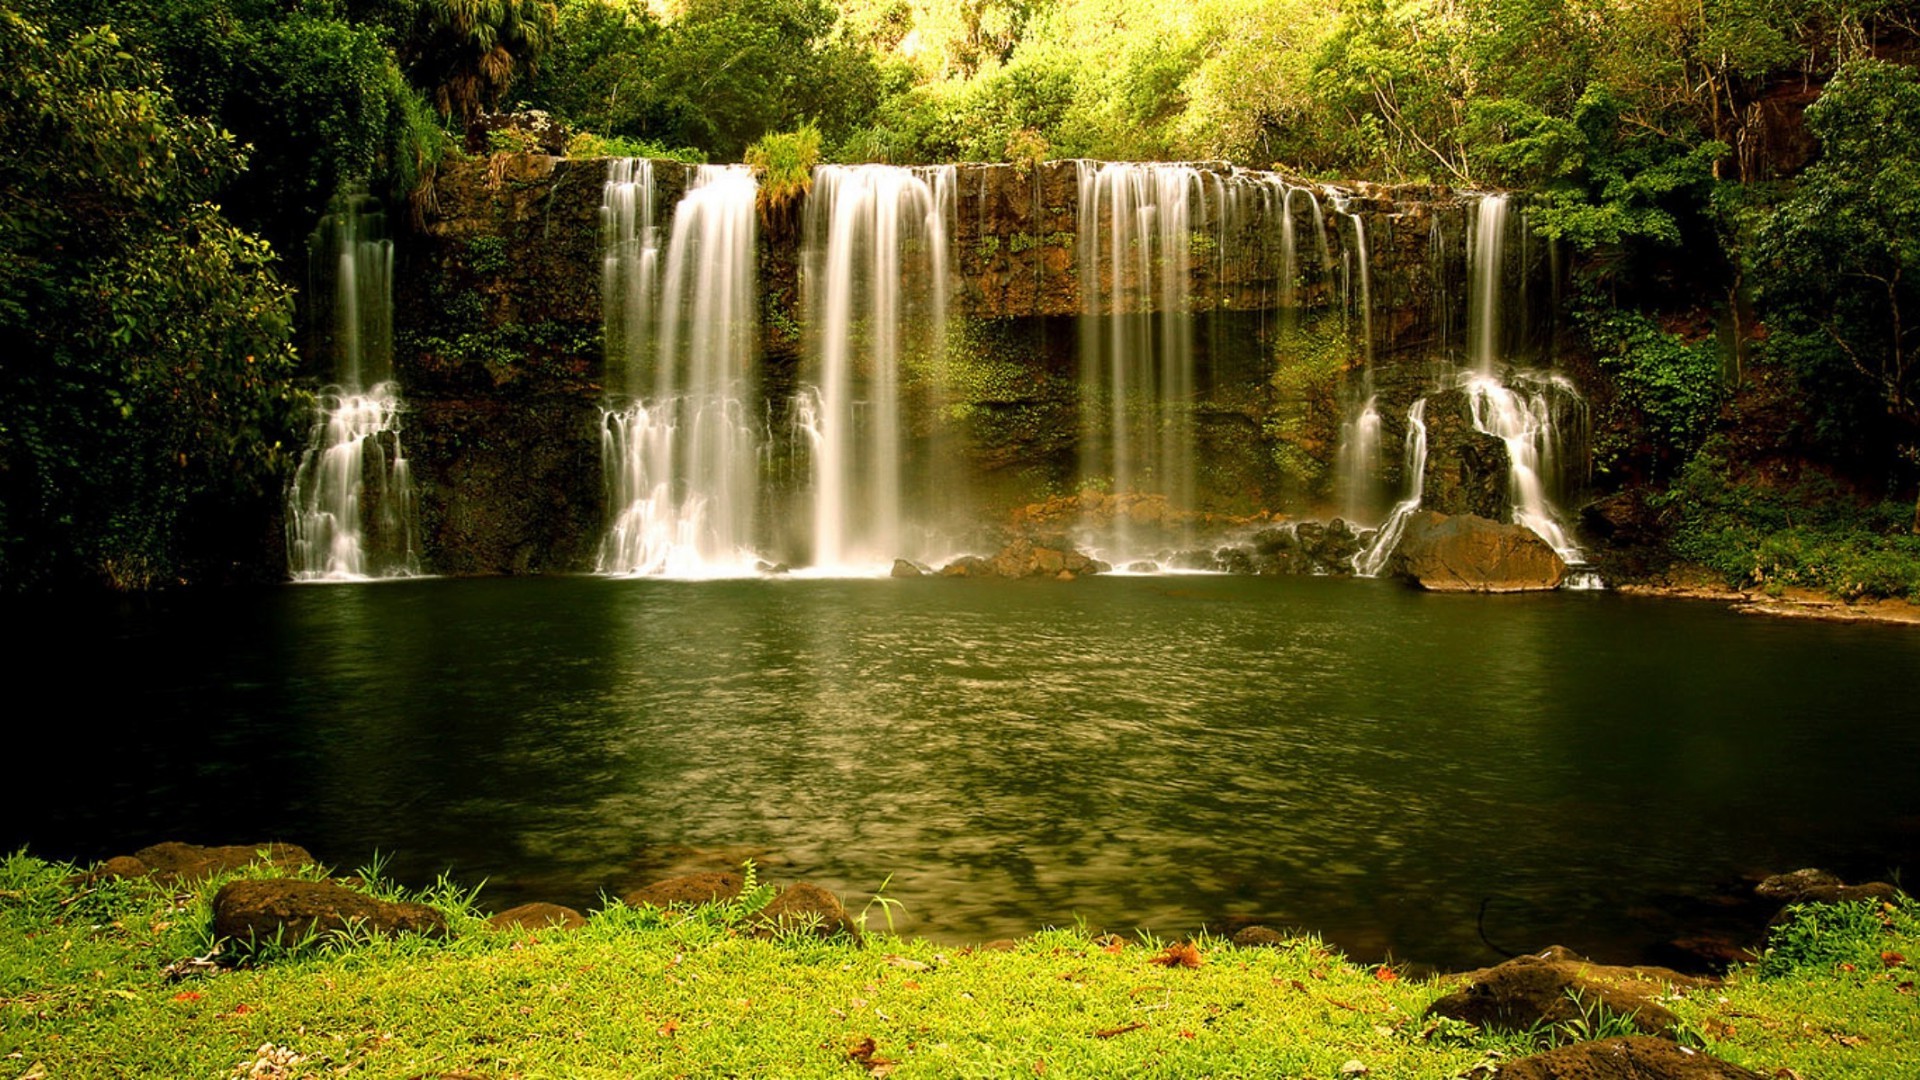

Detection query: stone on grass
xmin=621 ymin=871 xmax=744 ymax=909
xmin=1495 ymin=1037 xmax=1767 ymax=1079
xmin=132 ymin=842 xmax=317 ymax=884
xmin=753 ymin=882 xmax=860 ymax=940
xmin=486 ymin=902 xmax=587 ymax=931
xmin=1232 ymin=925 xmax=1291 ymax=949
xmin=212 ymin=879 xmax=446 ymax=946
xmin=1425 ymin=947 xmax=1709 ymax=1038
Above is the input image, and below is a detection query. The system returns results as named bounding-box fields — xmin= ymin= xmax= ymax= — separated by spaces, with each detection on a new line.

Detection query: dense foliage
xmin=0 ymin=9 xmax=302 ymax=588
xmin=1 ymin=0 xmax=1917 ymax=590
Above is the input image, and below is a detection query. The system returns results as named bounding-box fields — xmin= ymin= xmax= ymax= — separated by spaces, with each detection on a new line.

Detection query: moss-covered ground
xmin=2 ymin=853 xmax=1913 ymax=1078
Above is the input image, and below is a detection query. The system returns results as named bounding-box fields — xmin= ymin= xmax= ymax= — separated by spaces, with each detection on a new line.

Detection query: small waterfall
xmin=287 ymin=192 xmax=419 ymax=581
xmin=1076 ymin=161 xmax=1202 ymax=549
xmin=1469 ymin=194 xmax=1509 ymax=375
xmin=1352 ymin=398 xmax=1428 ymax=577
xmin=1335 ymin=198 xmax=1373 ymax=361
xmin=1462 ymin=193 xmax=1587 ymax=566
xmin=598 ymin=162 xmax=763 ymax=576
xmin=803 ymin=164 xmax=954 ymax=571
xmin=1466 ymin=374 xmax=1585 ymax=563
xmin=1335 ymin=394 xmax=1383 ymax=525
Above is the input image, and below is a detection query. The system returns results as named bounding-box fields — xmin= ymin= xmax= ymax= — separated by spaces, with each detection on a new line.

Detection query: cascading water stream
xmin=803 ymin=164 xmax=955 ymax=571
xmin=1076 ymin=162 xmax=1202 ymax=554
xmin=1335 ymin=395 xmax=1383 ymax=525
xmin=286 ymin=192 xmax=419 ymax=581
xmin=1352 ymin=399 xmax=1428 ymax=577
xmin=598 ymin=162 xmax=764 ymax=576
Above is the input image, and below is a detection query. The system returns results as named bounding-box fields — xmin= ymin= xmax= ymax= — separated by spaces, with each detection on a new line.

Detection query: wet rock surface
xmin=622 ymin=871 xmax=745 ymax=909
xmin=1390 ymin=511 xmax=1567 ymax=592
xmin=753 ymin=882 xmax=861 ymax=940
xmin=124 ymin=842 xmax=317 ymax=884
xmin=212 ymin=879 xmax=447 ymax=945
xmin=1425 ymin=947 xmax=1708 ymax=1038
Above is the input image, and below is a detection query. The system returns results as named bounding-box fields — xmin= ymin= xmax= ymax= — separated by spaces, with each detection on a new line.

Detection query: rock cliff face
xmin=383 ymin=154 xmax=1574 ymax=575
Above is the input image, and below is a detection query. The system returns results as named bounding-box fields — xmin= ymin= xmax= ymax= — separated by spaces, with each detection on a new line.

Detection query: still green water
xmin=16 ymin=575 xmax=1919 ymax=969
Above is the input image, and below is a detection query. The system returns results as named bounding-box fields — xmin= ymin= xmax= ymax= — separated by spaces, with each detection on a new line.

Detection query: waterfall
xmin=1076 ymin=161 xmax=1202 ymax=547
xmin=287 ymin=191 xmax=419 ymax=581
xmin=1462 ymin=193 xmax=1587 ymax=565
xmin=803 ymin=164 xmax=955 ymax=571
xmin=1352 ymin=399 xmax=1428 ymax=577
xmin=1335 ymin=395 xmax=1383 ymax=525
xmin=598 ymin=163 xmax=764 ymax=576
xmin=1335 ymin=198 xmax=1373 ymax=361
xmin=1466 ymin=374 xmax=1586 ymax=563
xmin=1469 ymin=194 xmax=1509 ymax=375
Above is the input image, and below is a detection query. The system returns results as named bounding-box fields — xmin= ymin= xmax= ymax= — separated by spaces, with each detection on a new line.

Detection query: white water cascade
xmin=1464 ymin=193 xmax=1587 ymax=566
xmin=1335 ymin=395 xmax=1383 ymax=525
xmin=287 ymin=193 xmax=419 ymax=581
xmin=1352 ymin=399 xmax=1428 ymax=577
xmin=802 ymin=164 xmax=955 ymax=571
xmin=598 ymin=163 xmax=764 ymax=576
xmin=1076 ymin=162 xmax=1203 ymax=537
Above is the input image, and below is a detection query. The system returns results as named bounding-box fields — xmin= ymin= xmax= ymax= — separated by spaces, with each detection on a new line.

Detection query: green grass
xmin=2 ymin=852 xmax=1914 ymax=1078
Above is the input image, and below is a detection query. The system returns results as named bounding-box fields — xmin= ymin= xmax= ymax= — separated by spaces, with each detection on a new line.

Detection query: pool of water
xmin=12 ymin=575 xmax=1918 ymax=970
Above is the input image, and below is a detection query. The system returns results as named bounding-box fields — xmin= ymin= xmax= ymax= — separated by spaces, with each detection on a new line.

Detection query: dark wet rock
xmin=753 ymin=882 xmax=860 ymax=940
xmin=212 ymin=879 xmax=446 ymax=945
xmin=940 ymin=555 xmax=993 ymax=577
xmin=1169 ymin=549 xmax=1222 ymax=572
xmin=1390 ymin=511 xmax=1566 ymax=592
xmin=1125 ymin=560 xmax=1160 ymax=573
xmin=1494 ymin=1037 xmax=1767 ymax=1080
xmin=1420 ymin=389 xmax=1512 ymax=520
xmin=1650 ymin=935 xmax=1753 ymax=973
xmin=890 ymin=558 xmax=926 ymax=578
xmin=622 ymin=871 xmax=744 ymax=909
xmin=132 ymin=842 xmax=318 ymax=884
xmin=486 ymin=902 xmax=587 ymax=931
xmin=1426 ymin=947 xmax=1708 ymax=1038
xmin=1755 ymin=868 xmax=1901 ymax=907
xmin=1232 ymin=925 xmax=1292 ymax=948
xmin=1217 ymin=546 xmax=1256 ymax=574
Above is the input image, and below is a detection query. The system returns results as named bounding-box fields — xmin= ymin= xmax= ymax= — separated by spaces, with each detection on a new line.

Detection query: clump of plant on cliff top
xmin=745 ymin=123 xmax=822 ymax=226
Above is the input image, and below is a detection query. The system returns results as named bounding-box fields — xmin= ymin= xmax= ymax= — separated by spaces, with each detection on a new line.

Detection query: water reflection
xmin=10 ymin=577 xmax=1917 ymax=970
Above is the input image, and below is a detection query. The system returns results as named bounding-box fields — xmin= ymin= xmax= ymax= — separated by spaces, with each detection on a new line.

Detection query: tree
xmin=0 ymin=9 xmax=302 ymax=588
xmin=1754 ymin=58 xmax=1920 ymax=527
xmin=404 ymin=0 xmax=558 ymax=129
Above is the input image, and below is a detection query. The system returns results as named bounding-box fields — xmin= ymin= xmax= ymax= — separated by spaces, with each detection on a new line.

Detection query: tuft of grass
xmin=744 ymin=123 xmax=822 ymax=226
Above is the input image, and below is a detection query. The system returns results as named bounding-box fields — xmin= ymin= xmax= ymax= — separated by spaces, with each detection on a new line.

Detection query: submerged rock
xmin=1494 ymin=1037 xmax=1766 ymax=1079
xmin=212 ymin=879 xmax=446 ymax=945
xmin=486 ymin=902 xmax=587 ymax=931
xmin=753 ymin=882 xmax=860 ymax=940
xmin=1390 ymin=511 xmax=1566 ymax=592
xmin=622 ymin=871 xmax=744 ymax=909
xmin=1425 ymin=946 xmax=1708 ymax=1038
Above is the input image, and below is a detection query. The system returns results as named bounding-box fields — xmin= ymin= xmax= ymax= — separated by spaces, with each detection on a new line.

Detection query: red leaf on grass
xmin=170 ymin=991 xmax=202 ymax=1003
xmin=1149 ymin=942 xmax=1203 ymax=969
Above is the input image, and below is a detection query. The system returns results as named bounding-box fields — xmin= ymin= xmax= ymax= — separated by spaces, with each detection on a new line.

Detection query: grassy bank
xmin=2 ymin=853 xmax=1914 ymax=1078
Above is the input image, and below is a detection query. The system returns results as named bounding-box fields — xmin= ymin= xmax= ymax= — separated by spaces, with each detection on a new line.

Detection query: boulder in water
xmin=890 ymin=558 xmax=926 ymax=578
xmin=1389 ymin=511 xmax=1566 ymax=592
xmin=622 ymin=871 xmax=744 ymax=908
